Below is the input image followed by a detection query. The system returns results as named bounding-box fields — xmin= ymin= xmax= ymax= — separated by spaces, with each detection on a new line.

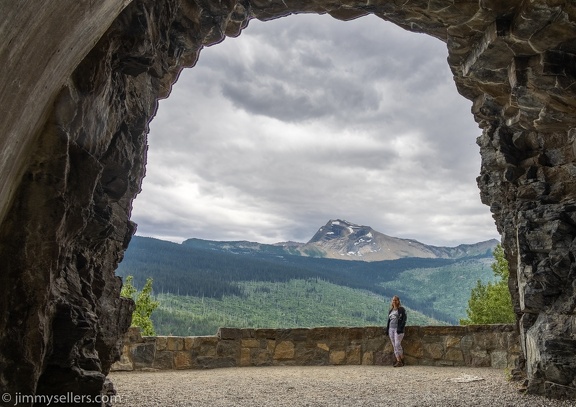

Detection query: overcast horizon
xmin=130 ymin=13 xmax=500 ymax=248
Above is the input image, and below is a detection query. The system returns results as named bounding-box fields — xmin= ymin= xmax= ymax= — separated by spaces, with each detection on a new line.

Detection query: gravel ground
xmin=109 ymin=365 xmax=575 ymax=407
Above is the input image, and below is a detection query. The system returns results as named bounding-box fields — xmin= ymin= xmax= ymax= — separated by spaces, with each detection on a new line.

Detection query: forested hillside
xmin=151 ymin=280 xmax=444 ymax=336
xmin=116 ymin=236 xmax=496 ymax=334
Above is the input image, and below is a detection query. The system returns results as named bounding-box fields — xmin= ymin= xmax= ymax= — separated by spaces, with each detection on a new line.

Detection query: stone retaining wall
xmin=112 ymin=325 xmax=520 ymax=371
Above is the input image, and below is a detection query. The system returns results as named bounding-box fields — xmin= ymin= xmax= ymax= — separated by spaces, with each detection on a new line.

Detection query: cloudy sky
xmin=130 ymin=13 xmax=500 ymax=247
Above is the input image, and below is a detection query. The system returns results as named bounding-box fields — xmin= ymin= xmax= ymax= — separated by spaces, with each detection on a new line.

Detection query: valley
xmin=116 ymin=220 xmax=498 ymax=335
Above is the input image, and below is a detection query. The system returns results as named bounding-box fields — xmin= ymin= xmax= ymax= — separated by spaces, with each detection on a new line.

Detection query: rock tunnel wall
xmin=1 ymin=0 xmax=576 ymax=403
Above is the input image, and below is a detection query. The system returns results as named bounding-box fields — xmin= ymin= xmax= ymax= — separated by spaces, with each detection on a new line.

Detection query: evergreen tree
xmin=460 ymin=244 xmax=515 ymax=325
xmin=121 ymin=275 xmax=160 ymax=335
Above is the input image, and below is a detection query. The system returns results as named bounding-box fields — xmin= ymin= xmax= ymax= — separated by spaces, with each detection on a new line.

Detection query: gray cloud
xmin=130 ymin=13 xmax=499 ymax=247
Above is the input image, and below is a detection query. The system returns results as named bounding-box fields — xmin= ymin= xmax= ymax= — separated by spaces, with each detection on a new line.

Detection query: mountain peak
xmin=302 ymin=219 xmax=498 ymax=261
xmin=309 ymin=219 xmax=374 ymax=243
xmin=305 ymin=219 xmax=431 ymax=261
xmin=182 ymin=219 xmax=498 ymax=262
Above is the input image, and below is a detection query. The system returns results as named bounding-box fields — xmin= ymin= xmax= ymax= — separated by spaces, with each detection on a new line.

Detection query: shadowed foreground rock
xmin=1 ymin=0 xmax=576 ymax=404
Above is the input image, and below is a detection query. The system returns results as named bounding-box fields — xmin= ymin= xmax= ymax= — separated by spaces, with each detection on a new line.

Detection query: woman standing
xmin=386 ymin=295 xmax=407 ymax=367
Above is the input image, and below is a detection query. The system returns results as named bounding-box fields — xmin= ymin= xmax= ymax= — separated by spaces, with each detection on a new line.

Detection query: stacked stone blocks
xmin=113 ymin=325 xmax=520 ymax=372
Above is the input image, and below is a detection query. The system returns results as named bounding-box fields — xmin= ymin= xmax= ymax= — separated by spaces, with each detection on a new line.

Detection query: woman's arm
xmin=397 ymin=307 xmax=407 ymax=333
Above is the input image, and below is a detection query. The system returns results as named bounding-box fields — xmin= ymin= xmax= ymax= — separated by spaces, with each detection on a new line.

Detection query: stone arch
xmin=1 ymin=0 xmax=576 ymax=401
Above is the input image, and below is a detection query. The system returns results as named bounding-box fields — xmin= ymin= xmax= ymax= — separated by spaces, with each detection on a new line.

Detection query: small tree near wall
xmin=460 ymin=244 xmax=515 ymax=325
xmin=121 ymin=275 xmax=159 ymax=335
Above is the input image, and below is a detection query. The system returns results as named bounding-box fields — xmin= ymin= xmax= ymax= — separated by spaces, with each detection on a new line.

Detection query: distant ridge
xmin=182 ymin=219 xmax=498 ymax=262
xmin=119 ymin=230 xmax=498 ymax=332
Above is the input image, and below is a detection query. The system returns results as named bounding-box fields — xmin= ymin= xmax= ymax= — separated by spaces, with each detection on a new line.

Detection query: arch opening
xmin=134 ymin=14 xmax=498 ymax=247
xmin=125 ymin=12 xmax=500 ymax=335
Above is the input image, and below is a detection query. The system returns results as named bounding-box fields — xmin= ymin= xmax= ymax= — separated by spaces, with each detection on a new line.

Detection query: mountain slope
xmin=117 ymin=234 xmax=497 ymax=330
xmin=182 ymin=219 xmax=498 ymax=262
xmin=302 ymin=219 xmax=441 ymax=260
xmin=152 ymin=279 xmax=446 ymax=336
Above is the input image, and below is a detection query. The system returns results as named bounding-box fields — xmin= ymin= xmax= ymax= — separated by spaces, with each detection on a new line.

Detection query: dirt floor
xmin=109 ymin=365 xmax=574 ymax=407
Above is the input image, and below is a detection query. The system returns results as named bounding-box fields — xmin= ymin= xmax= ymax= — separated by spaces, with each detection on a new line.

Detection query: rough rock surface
xmin=1 ymin=0 xmax=576 ymax=403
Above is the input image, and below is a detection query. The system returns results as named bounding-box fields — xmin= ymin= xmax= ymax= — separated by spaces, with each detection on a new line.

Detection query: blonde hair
xmin=390 ymin=295 xmax=401 ymax=309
